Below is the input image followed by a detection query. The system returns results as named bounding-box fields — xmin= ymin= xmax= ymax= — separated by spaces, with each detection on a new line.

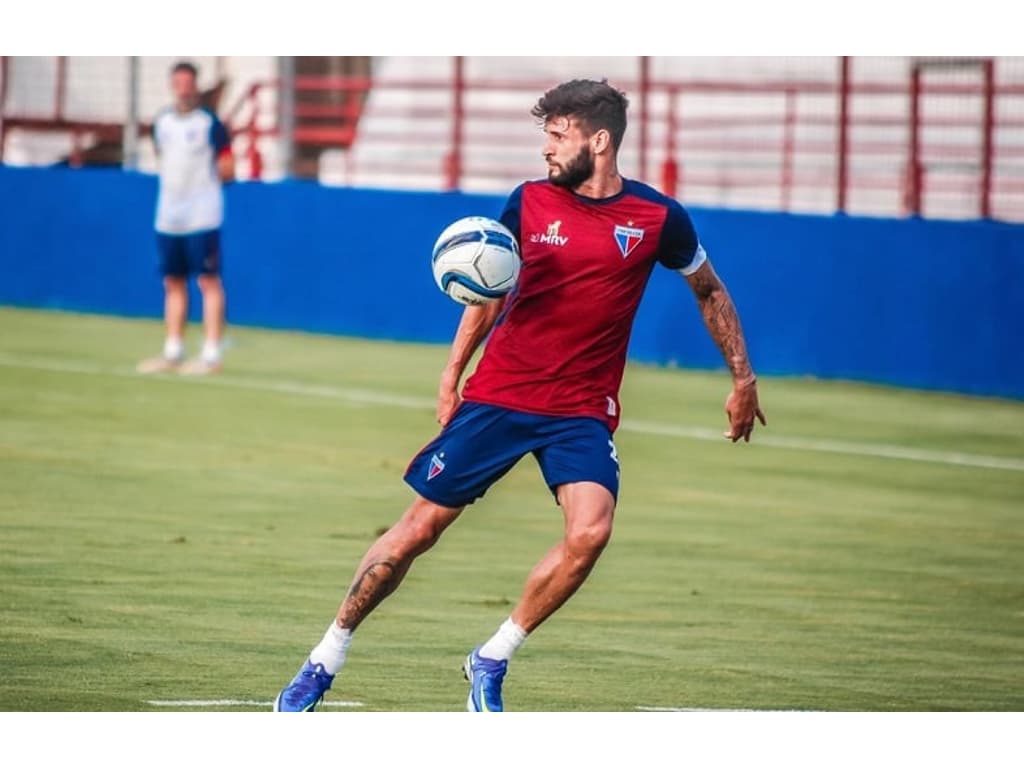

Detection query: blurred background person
xmin=137 ymin=60 xmax=234 ymax=375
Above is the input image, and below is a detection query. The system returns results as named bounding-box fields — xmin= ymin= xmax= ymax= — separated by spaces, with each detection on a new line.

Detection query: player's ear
xmin=591 ymin=128 xmax=611 ymax=155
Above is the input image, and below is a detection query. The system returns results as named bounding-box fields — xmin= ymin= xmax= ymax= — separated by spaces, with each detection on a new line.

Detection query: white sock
xmin=163 ymin=337 xmax=184 ymax=361
xmin=309 ymin=622 xmax=352 ymax=675
xmin=200 ymin=340 xmax=221 ymax=364
xmin=478 ymin=618 xmax=528 ymax=662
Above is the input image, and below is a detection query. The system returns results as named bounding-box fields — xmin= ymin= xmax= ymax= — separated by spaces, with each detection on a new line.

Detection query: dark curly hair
xmin=171 ymin=61 xmax=198 ymax=78
xmin=530 ymin=79 xmax=629 ymax=150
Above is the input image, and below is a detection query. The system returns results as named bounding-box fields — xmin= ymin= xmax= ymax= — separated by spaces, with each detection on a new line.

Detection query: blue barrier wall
xmin=2 ymin=166 xmax=1022 ymax=399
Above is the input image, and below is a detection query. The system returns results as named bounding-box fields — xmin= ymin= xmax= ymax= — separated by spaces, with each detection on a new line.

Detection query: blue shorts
xmin=404 ymin=401 xmax=620 ymax=508
xmin=157 ymin=229 xmax=222 ymax=277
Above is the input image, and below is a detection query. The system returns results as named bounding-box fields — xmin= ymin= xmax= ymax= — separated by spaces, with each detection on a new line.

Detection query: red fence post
xmin=55 ymin=56 xmax=66 ymax=123
xmin=905 ymin=64 xmax=923 ymax=216
xmin=781 ymin=88 xmax=796 ymax=211
xmin=836 ymin=56 xmax=851 ymax=213
xmin=981 ymin=58 xmax=995 ymax=219
xmin=444 ymin=56 xmax=465 ymax=190
xmin=246 ymin=84 xmax=263 ymax=180
xmin=248 ymin=141 xmax=263 ymax=180
xmin=660 ymin=88 xmax=679 ymax=198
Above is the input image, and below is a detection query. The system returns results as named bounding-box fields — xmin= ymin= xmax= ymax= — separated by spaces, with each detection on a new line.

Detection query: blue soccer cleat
xmin=463 ymin=647 xmax=508 ymax=712
xmin=274 ymin=660 xmax=335 ymax=712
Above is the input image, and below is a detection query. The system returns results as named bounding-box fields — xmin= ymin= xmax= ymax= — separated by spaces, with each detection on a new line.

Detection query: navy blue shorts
xmin=404 ymin=401 xmax=620 ymax=508
xmin=157 ymin=229 xmax=222 ymax=277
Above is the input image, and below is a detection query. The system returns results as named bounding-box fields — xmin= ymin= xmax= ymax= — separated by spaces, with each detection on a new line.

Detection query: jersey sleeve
xmin=208 ymin=113 xmax=231 ymax=155
xmin=499 ymin=183 xmax=526 ymax=245
xmin=656 ymin=199 xmax=707 ymax=275
xmin=151 ymin=109 xmax=168 ymax=153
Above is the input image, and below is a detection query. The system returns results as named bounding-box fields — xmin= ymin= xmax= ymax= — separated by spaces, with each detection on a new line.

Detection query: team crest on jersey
xmin=614 ymin=224 xmax=645 ymax=258
xmin=427 ymin=453 xmax=446 ymax=481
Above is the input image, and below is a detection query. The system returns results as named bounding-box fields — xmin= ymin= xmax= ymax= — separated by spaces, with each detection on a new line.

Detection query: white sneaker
xmin=178 ymin=357 xmax=222 ymax=376
xmin=136 ymin=355 xmax=182 ymax=374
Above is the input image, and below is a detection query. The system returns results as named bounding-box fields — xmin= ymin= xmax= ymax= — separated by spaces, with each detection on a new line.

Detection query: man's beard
xmin=548 ymin=144 xmax=594 ymax=189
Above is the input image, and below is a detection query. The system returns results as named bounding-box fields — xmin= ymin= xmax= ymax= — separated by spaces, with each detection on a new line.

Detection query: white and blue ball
xmin=431 ymin=216 xmax=521 ymax=306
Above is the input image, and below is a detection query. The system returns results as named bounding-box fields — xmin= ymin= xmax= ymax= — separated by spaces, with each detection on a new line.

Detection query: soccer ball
xmin=431 ymin=216 xmax=521 ymax=306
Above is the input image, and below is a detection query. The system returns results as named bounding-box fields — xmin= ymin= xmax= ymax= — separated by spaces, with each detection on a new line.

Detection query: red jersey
xmin=461 ymin=178 xmax=705 ymax=432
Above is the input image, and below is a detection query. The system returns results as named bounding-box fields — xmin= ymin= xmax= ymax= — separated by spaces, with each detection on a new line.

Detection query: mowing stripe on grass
xmin=635 ymin=705 xmax=815 ymax=712
xmin=2 ymin=355 xmax=1022 ymax=473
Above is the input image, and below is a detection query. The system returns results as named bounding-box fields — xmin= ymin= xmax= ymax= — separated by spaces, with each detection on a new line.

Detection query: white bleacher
xmin=326 ymin=56 xmax=1024 ymax=220
xmin=1 ymin=56 xmax=277 ymax=178
xmin=4 ymin=56 xmax=1023 ymax=219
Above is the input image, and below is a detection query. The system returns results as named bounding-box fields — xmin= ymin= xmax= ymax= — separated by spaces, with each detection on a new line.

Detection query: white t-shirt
xmin=153 ymin=106 xmax=230 ymax=234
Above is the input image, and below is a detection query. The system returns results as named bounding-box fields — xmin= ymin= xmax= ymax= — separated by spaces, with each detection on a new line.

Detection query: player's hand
xmin=437 ymin=385 xmax=461 ymax=427
xmin=724 ymin=376 xmax=766 ymax=443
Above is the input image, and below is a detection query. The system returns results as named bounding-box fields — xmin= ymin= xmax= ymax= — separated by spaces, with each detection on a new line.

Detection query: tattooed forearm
xmin=339 ymin=559 xmax=400 ymax=629
xmin=686 ymin=263 xmax=754 ymax=383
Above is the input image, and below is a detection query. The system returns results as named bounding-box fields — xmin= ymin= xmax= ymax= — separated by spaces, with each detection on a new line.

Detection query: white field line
xmin=621 ymin=418 xmax=1024 ymax=472
xmin=2 ymin=355 xmax=1022 ymax=473
xmin=146 ymin=699 xmax=363 ymax=708
xmin=145 ymin=700 xmax=788 ymax=711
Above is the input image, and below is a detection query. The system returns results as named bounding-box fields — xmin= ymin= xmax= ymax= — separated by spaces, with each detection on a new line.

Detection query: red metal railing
xmin=220 ymin=58 xmax=1024 ymax=221
xmin=224 ymin=81 xmax=270 ymax=180
xmin=0 ymin=54 xmax=123 ymax=167
xmin=444 ymin=57 xmax=464 ymax=191
xmin=981 ymin=59 xmax=996 ymax=220
xmin=5 ymin=56 xmax=1024 ymax=221
xmin=836 ymin=56 xmax=851 ymax=212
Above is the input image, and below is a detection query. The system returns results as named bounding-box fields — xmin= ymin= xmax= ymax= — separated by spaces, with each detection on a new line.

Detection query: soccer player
xmin=137 ymin=60 xmax=234 ymax=376
xmin=275 ymin=78 xmax=766 ymax=712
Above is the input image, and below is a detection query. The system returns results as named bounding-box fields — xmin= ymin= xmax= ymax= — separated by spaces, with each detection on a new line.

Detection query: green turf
xmin=1 ymin=306 xmax=1022 ymax=711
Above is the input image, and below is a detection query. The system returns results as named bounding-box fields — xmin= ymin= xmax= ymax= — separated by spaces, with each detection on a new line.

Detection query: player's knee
xmin=197 ymin=274 xmax=222 ymax=291
xmin=400 ymin=518 xmax=441 ymax=552
xmin=566 ymin=517 xmax=613 ymax=563
xmin=394 ymin=500 xmax=460 ymax=556
xmin=163 ymin=276 xmax=187 ymax=292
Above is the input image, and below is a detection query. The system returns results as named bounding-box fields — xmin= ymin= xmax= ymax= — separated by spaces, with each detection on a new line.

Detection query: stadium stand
xmin=2 ymin=56 xmax=1023 ymax=221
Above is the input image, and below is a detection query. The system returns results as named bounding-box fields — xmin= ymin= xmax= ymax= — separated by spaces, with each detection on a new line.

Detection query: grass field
xmin=1 ymin=305 xmax=1022 ymax=712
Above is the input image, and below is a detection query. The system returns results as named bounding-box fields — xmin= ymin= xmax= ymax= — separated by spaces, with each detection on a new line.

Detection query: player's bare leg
xmin=275 ymin=496 xmax=463 ymax=711
xmin=336 ymin=496 xmax=464 ymax=629
xmin=465 ymin=480 xmax=614 ymax=711
xmin=512 ymin=481 xmax=614 ymax=630
xmin=164 ymin=275 xmax=188 ymax=343
xmin=197 ymin=273 xmax=225 ymax=351
xmin=137 ymin=276 xmax=187 ymax=373
xmin=180 ymin=274 xmax=225 ymax=374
